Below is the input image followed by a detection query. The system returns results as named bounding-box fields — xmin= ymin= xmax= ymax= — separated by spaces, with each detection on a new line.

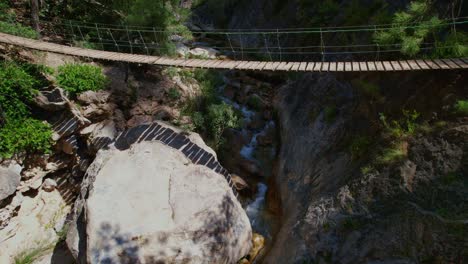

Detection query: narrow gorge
xmin=0 ymin=0 xmax=467 ymax=264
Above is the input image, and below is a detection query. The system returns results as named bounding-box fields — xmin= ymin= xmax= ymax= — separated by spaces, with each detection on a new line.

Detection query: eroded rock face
xmin=0 ymin=168 xmax=21 ymax=202
xmin=67 ymin=124 xmax=252 ymax=264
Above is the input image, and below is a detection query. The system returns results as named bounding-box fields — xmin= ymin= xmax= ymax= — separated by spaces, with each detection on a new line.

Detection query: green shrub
xmin=351 ymin=79 xmax=381 ymax=99
xmin=0 ymin=2 xmax=38 ymax=39
xmin=0 ymin=118 xmax=53 ymax=158
xmin=454 ymin=100 xmax=468 ymax=115
xmin=191 ymin=111 xmax=205 ymax=130
xmin=379 ymin=110 xmax=420 ymax=138
xmin=376 ymin=142 xmax=407 ymax=164
xmin=349 ymin=136 xmax=371 ymax=160
xmin=206 ymin=103 xmax=239 ymax=149
xmin=14 ymin=242 xmax=54 ymax=264
xmin=323 ymin=106 xmax=337 ymax=124
xmin=0 ymin=61 xmax=39 ymax=119
xmin=0 ymin=21 xmax=39 ymax=39
xmin=373 ymin=1 xmax=442 ymax=56
xmin=167 ymin=87 xmax=181 ymax=100
xmin=56 ymin=63 xmax=108 ymax=96
xmin=433 ymin=32 xmax=468 ymax=58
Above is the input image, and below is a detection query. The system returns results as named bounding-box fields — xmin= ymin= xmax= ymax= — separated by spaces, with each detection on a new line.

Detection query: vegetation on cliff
xmin=0 ymin=61 xmax=52 ymax=158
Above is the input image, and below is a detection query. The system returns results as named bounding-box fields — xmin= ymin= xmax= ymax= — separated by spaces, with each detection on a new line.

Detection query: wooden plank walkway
xmin=1 ymin=32 xmax=467 ymax=72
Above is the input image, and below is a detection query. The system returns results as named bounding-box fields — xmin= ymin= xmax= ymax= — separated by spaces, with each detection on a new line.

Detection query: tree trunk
xmin=30 ymin=0 xmax=40 ymax=34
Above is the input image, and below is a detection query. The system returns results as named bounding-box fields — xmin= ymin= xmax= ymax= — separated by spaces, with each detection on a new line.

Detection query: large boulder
xmin=67 ymin=125 xmax=252 ymax=263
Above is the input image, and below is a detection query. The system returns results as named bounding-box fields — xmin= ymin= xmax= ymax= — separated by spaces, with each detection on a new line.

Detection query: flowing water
xmin=218 ymin=76 xmax=278 ymax=243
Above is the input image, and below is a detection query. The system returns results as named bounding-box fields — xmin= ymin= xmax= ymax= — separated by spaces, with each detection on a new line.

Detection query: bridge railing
xmin=10 ymin=16 xmax=468 ymax=62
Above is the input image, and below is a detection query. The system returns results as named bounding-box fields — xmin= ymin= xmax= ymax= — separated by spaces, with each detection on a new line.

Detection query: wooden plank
xmin=276 ymin=62 xmax=288 ymax=71
xmin=366 ymin=61 xmax=376 ymax=71
xmin=313 ymin=62 xmax=322 ymax=71
xmin=405 ymin=60 xmax=420 ymax=70
xmin=344 ymin=62 xmax=352 ymax=72
xmin=328 ymin=62 xmax=337 ymax=72
xmin=306 ymin=62 xmax=316 ymax=71
xmin=433 ymin=59 xmax=450 ymax=69
xmin=256 ymin=61 xmax=268 ymax=70
xmin=374 ymin=61 xmax=384 ymax=71
xmin=235 ymin=61 xmax=251 ymax=69
xmin=359 ymin=62 xmax=368 ymax=71
xmin=351 ymin=62 xmax=359 ymax=71
xmin=440 ymin=59 xmax=461 ymax=69
xmin=336 ymin=62 xmax=344 ymax=72
xmin=399 ymin=60 xmax=412 ymax=71
xmin=299 ymin=62 xmax=307 ymax=71
xmin=248 ymin=61 xmax=263 ymax=70
xmin=381 ymin=61 xmax=393 ymax=71
xmin=243 ymin=61 xmax=257 ymax=69
xmin=206 ymin=60 xmax=223 ymax=68
xmin=413 ymin=60 xmax=430 ymax=70
xmin=450 ymin=58 xmax=468 ymax=68
xmin=262 ymin=62 xmax=276 ymax=71
xmin=290 ymin=62 xmax=301 ymax=71
xmin=184 ymin=59 xmax=202 ymax=67
xmin=390 ymin=61 xmax=402 ymax=71
xmin=320 ymin=62 xmax=329 ymax=71
xmin=424 ymin=60 xmax=441 ymax=69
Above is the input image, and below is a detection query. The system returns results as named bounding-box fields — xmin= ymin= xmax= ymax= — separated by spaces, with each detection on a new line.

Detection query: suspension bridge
xmin=1 ymin=17 xmax=467 ymax=71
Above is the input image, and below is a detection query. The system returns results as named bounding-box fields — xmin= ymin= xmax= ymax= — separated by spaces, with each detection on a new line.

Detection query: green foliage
xmin=379 ymin=110 xmax=420 ymax=138
xmin=206 ymin=103 xmax=239 ymax=149
xmin=352 ymin=79 xmax=382 ymax=100
xmin=0 ymin=2 xmax=38 ymax=39
xmin=323 ymin=106 xmax=337 ymax=124
xmin=349 ymin=136 xmax=371 ymax=160
xmin=0 ymin=61 xmax=53 ymax=158
xmin=0 ymin=61 xmax=39 ymax=119
xmin=180 ymin=69 xmax=238 ymax=150
xmin=433 ymin=31 xmax=468 ymax=58
xmin=454 ymin=100 xmax=468 ymax=115
xmin=0 ymin=118 xmax=53 ymax=158
xmin=167 ymin=87 xmax=181 ymax=100
xmin=376 ymin=142 xmax=407 ymax=164
xmin=341 ymin=217 xmax=364 ymax=232
xmin=0 ymin=21 xmax=39 ymax=39
xmin=14 ymin=242 xmax=54 ymax=264
xmin=56 ymin=63 xmax=108 ymax=96
xmin=298 ymin=0 xmax=339 ymax=26
xmin=373 ymin=1 xmax=442 ymax=56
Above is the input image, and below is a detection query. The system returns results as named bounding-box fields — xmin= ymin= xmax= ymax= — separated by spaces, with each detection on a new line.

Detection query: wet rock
xmin=34 ymin=87 xmax=68 ymax=111
xmin=0 ymin=168 xmax=21 ymax=202
xmin=223 ymin=85 xmax=237 ymax=100
xmin=246 ymin=94 xmax=266 ymax=110
xmin=231 ymin=174 xmax=249 ymax=191
xmin=59 ymin=135 xmax=79 ymax=155
xmin=240 ymin=158 xmax=263 ymax=178
xmin=42 ymin=178 xmax=57 ymax=192
xmin=247 ymin=114 xmax=266 ymax=130
xmin=249 ymin=233 xmax=265 ymax=261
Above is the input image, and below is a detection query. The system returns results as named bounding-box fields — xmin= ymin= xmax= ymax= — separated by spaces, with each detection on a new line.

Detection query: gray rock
xmin=34 ymin=87 xmax=68 ymax=111
xmin=67 ymin=132 xmax=251 ymax=263
xmin=0 ymin=168 xmax=21 ymax=202
xmin=42 ymin=178 xmax=57 ymax=192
